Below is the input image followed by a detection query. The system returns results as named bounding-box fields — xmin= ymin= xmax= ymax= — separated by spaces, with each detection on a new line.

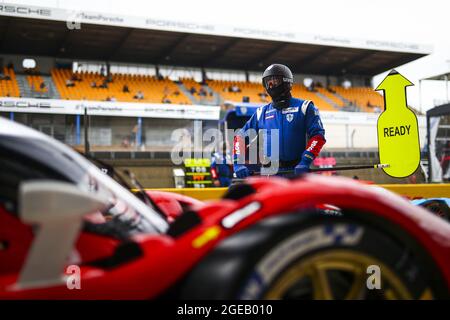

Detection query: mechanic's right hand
xmin=234 ymin=165 xmax=250 ymax=178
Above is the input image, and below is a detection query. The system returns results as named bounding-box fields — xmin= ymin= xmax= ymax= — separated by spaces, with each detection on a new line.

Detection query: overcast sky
xmin=6 ymin=0 xmax=450 ymax=111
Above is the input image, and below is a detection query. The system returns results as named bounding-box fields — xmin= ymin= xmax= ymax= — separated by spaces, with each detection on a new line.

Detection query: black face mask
xmin=263 ymin=75 xmax=292 ymax=109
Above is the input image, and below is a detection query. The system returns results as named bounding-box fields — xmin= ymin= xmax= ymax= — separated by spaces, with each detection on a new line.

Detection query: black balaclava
xmin=262 ymin=64 xmax=293 ymax=109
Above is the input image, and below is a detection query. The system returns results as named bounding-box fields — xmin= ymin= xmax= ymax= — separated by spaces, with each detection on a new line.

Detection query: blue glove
xmin=234 ymin=165 xmax=250 ymax=178
xmin=295 ymin=151 xmax=314 ymax=175
xmin=294 ymin=164 xmax=310 ymax=175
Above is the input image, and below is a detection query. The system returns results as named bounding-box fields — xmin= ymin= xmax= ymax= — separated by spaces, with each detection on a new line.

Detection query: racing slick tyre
xmin=180 ymin=211 xmax=448 ymax=300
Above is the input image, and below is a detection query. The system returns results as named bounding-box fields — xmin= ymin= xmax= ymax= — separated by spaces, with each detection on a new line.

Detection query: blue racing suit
xmin=233 ymin=97 xmax=326 ymax=177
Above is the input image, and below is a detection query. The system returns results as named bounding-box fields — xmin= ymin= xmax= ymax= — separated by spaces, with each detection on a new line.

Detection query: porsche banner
xmin=0 ymin=97 xmax=220 ymax=120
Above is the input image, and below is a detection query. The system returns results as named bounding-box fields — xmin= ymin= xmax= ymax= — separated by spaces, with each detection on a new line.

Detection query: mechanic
xmin=233 ymin=63 xmax=326 ymax=178
xmin=211 ymin=141 xmax=233 ymax=187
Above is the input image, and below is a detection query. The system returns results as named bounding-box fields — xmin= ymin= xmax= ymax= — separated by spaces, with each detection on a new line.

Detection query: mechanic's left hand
xmin=294 ymin=164 xmax=310 ymax=175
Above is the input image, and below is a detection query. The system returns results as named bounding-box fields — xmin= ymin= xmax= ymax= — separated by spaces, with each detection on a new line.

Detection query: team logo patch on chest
xmin=286 ymin=113 xmax=294 ymax=122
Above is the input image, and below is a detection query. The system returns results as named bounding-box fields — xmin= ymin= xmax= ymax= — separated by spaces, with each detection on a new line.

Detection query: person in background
xmin=327 ymin=86 xmax=336 ymax=94
xmin=121 ymin=137 xmax=130 ymax=149
xmin=131 ymin=124 xmax=138 ymax=146
xmin=163 ymin=86 xmax=170 ymax=96
xmin=134 ymin=90 xmax=144 ymax=100
xmin=99 ymin=79 xmax=108 ymax=88
xmin=230 ymin=84 xmax=241 ymax=93
xmin=211 ymin=142 xmax=233 ymax=187
xmin=71 ymin=74 xmax=81 ymax=82
xmin=258 ymin=92 xmax=269 ymax=102
xmin=105 ymin=73 xmax=113 ymax=83
xmin=123 ymin=84 xmax=130 ymax=93
xmin=100 ymin=65 xmax=106 ymax=77
xmin=66 ymin=79 xmax=75 ymax=87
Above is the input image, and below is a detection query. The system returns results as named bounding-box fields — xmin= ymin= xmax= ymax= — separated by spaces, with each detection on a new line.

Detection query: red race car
xmin=0 ymin=117 xmax=449 ymax=300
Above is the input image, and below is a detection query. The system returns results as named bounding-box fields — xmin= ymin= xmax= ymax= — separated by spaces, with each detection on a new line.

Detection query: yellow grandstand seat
xmin=27 ymin=74 xmax=48 ymax=93
xmin=331 ymin=86 xmax=383 ymax=112
xmin=291 ymin=84 xmax=335 ymax=111
xmin=206 ymin=80 xmax=340 ymax=111
xmin=51 ymin=69 xmax=192 ymax=104
xmin=181 ymin=78 xmax=215 ymax=103
xmin=206 ymin=80 xmax=270 ymax=104
xmin=0 ymin=68 xmax=20 ymax=97
xmin=315 ymin=87 xmax=345 ymax=108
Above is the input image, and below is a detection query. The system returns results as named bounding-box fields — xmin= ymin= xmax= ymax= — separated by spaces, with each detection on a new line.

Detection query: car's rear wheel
xmin=180 ymin=211 xmax=448 ymax=300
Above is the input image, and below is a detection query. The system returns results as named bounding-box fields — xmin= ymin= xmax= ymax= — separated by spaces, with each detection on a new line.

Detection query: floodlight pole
xmin=445 ymin=75 xmax=449 ymax=103
xmin=426 ymin=113 xmax=431 ymax=183
xmin=418 ymin=79 xmax=422 ymax=113
xmin=84 ymin=107 xmax=90 ymax=156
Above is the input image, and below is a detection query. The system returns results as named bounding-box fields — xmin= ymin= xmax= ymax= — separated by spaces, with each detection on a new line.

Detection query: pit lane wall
xmin=147 ymin=184 xmax=450 ymax=201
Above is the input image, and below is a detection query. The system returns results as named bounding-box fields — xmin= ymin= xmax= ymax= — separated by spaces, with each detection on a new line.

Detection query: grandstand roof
xmin=0 ymin=11 xmax=431 ymax=76
xmin=427 ymin=103 xmax=450 ymax=118
xmin=422 ymin=71 xmax=450 ymax=81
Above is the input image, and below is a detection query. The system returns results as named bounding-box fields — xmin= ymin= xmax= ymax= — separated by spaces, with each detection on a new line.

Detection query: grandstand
xmin=207 ymin=80 xmax=270 ymax=104
xmin=52 ymin=68 xmax=191 ymax=104
xmin=291 ymin=84 xmax=335 ymax=111
xmin=0 ymin=6 xmax=430 ymax=110
xmin=27 ymin=74 xmax=48 ymax=93
xmin=1 ymin=63 xmax=388 ymax=112
xmin=0 ymin=4 xmax=431 ymax=185
xmin=181 ymin=78 xmax=216 ymax=105
xmin=331 ymin=86 xmax=385 ymax=112
xmin=0 ymin=64 xmax=391 ymax=112
xmin=0 ymin=67 xmax=20 ymax=97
